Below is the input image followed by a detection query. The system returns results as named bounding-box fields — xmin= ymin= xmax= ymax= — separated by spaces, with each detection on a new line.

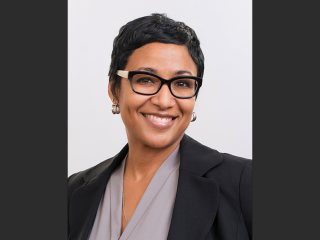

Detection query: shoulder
xmin=220 ymin=153 xmax=252 ymax=175
xmin=67 ymin=144 xmax=129 ymax=203
xmin=180 ymin=134 xmax=251 ymax=179
xmin=67 ymin=156 xmax=114 ymax=202
xmin=205 ymin=152 xmax=252 ymax=185
xmin=196 ymin=143 xmax=252 ymax=202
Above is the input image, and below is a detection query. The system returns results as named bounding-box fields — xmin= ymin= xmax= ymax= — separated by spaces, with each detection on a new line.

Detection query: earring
xmin=111 ymin=99 xmax=120 ymax=114
xmin=191 ymin=112 xmax=197 ymax=122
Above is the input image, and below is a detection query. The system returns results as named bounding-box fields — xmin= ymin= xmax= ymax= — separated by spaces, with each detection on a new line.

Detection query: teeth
xmin=145 ymin=114 xmax=172 ymax=123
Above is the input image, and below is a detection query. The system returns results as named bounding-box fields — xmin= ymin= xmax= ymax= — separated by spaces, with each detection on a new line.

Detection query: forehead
xmin=125 ymin=42 xmax=197 ymax=76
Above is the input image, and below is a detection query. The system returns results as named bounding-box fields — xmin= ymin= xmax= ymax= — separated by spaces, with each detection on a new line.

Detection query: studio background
xmin=68 ymin=0 xmax=252 ymax=176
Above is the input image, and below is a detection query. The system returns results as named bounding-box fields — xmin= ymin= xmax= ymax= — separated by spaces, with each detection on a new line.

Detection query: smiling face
xmin=108 ymin=42 xmax=198 ymax=149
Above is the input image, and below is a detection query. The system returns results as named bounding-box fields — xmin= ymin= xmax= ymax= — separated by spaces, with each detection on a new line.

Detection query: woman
xmin=68 ymin=13 xmax=252 ymax=240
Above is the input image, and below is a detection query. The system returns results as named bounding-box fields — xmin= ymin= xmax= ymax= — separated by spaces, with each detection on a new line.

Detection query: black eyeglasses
xmin=116 ymin=70 xmax=202 ymax=99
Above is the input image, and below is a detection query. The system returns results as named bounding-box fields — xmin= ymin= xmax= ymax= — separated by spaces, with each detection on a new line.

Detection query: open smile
xmin=142 ymin=113 xmax=177 ymax=129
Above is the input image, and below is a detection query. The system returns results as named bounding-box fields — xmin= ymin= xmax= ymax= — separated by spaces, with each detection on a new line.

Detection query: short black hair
xmin=108 ymin=13 xmax=204 ymax=100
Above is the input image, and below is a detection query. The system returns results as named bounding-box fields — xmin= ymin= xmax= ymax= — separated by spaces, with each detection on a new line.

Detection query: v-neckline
xmin=117 ymin=146 xmax=180 ymax=240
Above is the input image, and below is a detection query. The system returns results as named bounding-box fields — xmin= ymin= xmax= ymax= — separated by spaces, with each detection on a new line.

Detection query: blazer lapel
xmin=68 ymin=144 xmax=129 ymax=240
xmin=167 ymin=134 xmax=223 ymax=240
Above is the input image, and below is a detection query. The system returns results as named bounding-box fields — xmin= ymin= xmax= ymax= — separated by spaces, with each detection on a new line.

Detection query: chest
xmin=121 ymin=177 xmax=153 ymax=234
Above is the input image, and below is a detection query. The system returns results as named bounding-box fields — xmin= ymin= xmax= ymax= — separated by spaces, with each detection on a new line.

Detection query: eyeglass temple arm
xmin=116 ymin=70 xmax=129 ymax=79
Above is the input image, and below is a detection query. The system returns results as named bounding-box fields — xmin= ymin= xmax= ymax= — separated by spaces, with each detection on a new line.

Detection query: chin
xmin=145 ymin=140 xmax=170 ymax=149
xmin=142 ymin=132 xmax=184 ymax=149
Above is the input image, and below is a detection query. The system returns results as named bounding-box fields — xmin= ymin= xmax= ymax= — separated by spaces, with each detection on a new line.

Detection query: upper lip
xmin=142 ymin=113 xmax=178 ymax=118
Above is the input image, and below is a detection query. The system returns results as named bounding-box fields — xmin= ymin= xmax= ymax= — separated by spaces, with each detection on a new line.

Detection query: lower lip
xmin=143 ymin=114 xmax=176 ymax=129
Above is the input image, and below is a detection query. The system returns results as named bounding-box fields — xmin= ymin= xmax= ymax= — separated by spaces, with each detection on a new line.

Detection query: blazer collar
xmin=83 ymin=144 xmax=128 ymax=183
xmin=81 ymin=134 xmax=223 ymax=183
xmin=179 ymin=134 xmax=223 ymax=176
xmin=69 ymin=134 xmax=223 ymax=240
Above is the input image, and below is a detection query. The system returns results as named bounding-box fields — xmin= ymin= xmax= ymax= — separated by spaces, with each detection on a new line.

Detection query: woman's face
xmin=109 ymin=42 xmax=197 ymax=149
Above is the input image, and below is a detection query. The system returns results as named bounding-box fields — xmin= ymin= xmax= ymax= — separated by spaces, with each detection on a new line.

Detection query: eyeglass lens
xmin=131 ymin=73 xmax=198 ymax=97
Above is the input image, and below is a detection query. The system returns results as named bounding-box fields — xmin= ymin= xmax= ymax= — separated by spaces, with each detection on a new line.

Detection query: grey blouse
xmin=88 ymin=146 xmax=180 ymax=240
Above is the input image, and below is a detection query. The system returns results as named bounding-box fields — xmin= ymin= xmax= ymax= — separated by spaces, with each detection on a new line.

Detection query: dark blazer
xmin=68 ymin=134 xmax=252 ymax=240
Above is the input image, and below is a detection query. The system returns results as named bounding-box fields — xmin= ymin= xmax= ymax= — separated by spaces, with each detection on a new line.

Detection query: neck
xmin=124 ymin=136 xmax=182 ymax=181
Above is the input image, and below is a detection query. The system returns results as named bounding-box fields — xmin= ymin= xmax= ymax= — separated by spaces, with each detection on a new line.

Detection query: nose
xmin=150 ymin=83 xmax=175 ymax=109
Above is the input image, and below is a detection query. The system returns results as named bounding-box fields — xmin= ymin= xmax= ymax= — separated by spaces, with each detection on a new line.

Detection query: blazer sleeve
xmin=239 ymin=160 xmax=252 ymax=239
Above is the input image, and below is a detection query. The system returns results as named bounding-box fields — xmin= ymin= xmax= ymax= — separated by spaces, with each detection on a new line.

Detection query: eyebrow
xmin=137 ymin=67 xmax=157 ymax=73
xmin=136 ymin=67 xmax=193 ymax=76
xmin=175 ymin=70 xmax=193 ymax=75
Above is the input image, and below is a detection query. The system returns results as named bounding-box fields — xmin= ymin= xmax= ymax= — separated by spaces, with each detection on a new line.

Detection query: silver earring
xmin=191 ymin=112 xmax=197 ymax=122
xmin=111 ymin=99 xmax=120 ymax=114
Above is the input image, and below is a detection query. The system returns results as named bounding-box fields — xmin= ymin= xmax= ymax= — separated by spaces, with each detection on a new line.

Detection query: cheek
xmin=119 ymin=87 xmax=148 ymax=119
xmin=180 ymin=99 xmax=195 ymax=115
xmin=118 ymin=81 xmax=135 ymax=112
xmin=178 ymin=99 xmax=195 ymax=126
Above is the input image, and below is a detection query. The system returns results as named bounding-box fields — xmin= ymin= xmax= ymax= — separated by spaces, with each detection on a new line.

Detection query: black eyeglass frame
xmin=116 ymin=70 xmax=203 ymax=99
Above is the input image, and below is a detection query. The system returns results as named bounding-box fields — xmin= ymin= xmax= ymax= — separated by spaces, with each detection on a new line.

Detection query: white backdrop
xmin=68 ymin=0 xmax=252 ymax=176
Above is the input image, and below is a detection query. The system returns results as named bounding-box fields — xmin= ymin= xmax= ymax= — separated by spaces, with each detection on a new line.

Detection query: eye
xmin=136 ymin=77 xmax=155 ymax=84
xmin=173 ymin=80 xmax=192 ymax=88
